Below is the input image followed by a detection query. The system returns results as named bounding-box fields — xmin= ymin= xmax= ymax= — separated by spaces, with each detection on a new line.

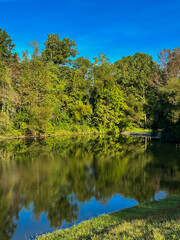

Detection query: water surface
xmin=0 ymin=135 xmax=179 ymax=240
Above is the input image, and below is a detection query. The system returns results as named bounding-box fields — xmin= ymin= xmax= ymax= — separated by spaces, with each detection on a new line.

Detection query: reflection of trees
xmin=0 ymin=136 xmax=180 ymax=239
xmin=145 ymin=141 xmax=180 ymax=195
xmin=0 ymin=188 xmax=19 ymax=240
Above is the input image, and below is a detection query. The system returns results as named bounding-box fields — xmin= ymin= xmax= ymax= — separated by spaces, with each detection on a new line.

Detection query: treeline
xmin=0 ymin=28 xmax=179 ymax=140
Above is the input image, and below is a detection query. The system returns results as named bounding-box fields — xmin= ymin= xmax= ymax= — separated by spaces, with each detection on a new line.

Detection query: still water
xmin=0 ymin=135 xmax=179 ymax=240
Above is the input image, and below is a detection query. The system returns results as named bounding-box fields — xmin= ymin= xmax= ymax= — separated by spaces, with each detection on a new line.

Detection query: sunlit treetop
xmin=0 ymin=28 xmax=18 ymax=63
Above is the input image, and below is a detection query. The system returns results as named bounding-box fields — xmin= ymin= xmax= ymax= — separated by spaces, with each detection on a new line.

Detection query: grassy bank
xmin=0 ymin=126 xmax=100 ymax=141
xmin=36 ymin=195 xmax=180 ymax=240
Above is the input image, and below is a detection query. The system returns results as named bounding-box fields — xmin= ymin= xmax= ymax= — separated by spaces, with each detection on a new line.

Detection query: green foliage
xmin=124 ymin=93 xmax=144 ymax=128
xmin=90 ymin=53 xmax=127 ymax=131
xmin=0 ymin=28 xmax=18 ymax=63
xmin=115 ymin=52 xmax=157 ymax=93
xmin=0 ymin=61 xmax=18 ymax=134
xmin=93 ymin=85 xmax=126 ymax=131
xmin=160 ymin=78 xmax=180 ymax=124
xmin=115 ymin=53 xmax=160 ymax=128
xmin=152 ymin=78 xmax=180 ymax=140
xmin=0 ymin=28 xmax=179 ymax=140
xmin=0 ymin=112 xmax=12 ymax=134
xmin=150 ymin=48 xmax=180 ymax=140
xmin=16 ymin=59 xmax=54 ymax=135
xmin=43 ymin=33 xmax=78 ymax=65
xmin=73 ymin=56 xmax=92 ymax=72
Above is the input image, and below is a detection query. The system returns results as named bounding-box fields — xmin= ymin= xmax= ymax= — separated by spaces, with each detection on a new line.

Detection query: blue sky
xmin=0 ymin=0 xmax=180 ymax=62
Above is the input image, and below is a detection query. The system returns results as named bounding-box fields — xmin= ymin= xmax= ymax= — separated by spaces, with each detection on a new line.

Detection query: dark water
xmin=0 ymin=135 xmax=179 ymax=240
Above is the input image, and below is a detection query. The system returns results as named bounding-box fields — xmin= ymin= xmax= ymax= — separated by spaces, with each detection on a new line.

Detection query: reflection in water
xmin=0 ymin=135 xmax=179 ymax=240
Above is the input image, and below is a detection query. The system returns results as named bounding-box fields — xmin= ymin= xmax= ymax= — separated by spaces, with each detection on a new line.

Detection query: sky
xmin=0 ymin=0 xmax=180 ymax=62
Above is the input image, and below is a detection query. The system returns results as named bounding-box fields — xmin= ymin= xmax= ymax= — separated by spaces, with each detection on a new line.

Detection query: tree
xmin=0 ymin=28 xmax=18 ymax=63
xmin=16 ymin=59 xmax=54 ymax=135
xmin=0 ymin=61 xmax=19 ymax=134
xmin=28 ymin=40 xmax=41 ymax=60
xmin=152 ymin=78 xmax=180 ymax=140
xmin=159 ymin=47 xmax=180 ymax=80
xmin=89 ymin=53 xmax=126 ymax=131
xmin=115 ymin=53 xmax=159 ymax=127
xmin=43 ymin=34 xmax=78 ymax=65
xmin=93 ymin=85 xmax=126 ymax=131
xmin=73 ymin=56 xmax=92 ymax=70
xmin=90 ymin=53 xmax=115 ymax=108
xmin=65 ymin=68 xmax=92 ymax=123
xmin=150 ymin=48 xmax=180 ymax=140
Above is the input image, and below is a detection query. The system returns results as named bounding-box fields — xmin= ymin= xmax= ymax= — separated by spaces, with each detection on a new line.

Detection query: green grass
xmin=123 ymin=127 xmax=152 ymax=133
xmin=0 ymin=126 xmax=100 ymax=141
xmin=36 ymin=195 xmax=180 ymax=240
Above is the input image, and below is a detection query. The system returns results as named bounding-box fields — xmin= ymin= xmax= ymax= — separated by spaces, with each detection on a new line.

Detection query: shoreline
xmin=121 ymin=131 xmax=161 ymax=139
xmin=0 ymin=130 xmax=159 ymax=141
xmin=0 ymin=131 xmax=103 ymax=141
xmin=36 ymin=194 xmax=180 ymax=240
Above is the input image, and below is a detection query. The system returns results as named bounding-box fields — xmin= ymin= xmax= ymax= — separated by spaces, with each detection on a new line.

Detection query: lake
xmin=0 ymin=135 xmax=179 ymax=240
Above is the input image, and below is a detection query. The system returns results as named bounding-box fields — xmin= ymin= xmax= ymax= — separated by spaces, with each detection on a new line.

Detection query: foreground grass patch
xmin=37 ymin=195 xmax=180 ymax=240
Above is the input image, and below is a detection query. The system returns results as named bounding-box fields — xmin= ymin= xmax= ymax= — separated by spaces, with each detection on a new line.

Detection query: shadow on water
xmin=0 ymin=135 xmax=179 ymax=240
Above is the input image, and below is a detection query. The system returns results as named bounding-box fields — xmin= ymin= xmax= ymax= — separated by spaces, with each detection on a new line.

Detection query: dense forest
xmin=0 ymin=28 xmax=179 ymax=140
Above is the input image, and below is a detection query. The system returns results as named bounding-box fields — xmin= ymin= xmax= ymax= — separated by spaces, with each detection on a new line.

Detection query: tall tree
xmin=16 ymin=59 xmax=53 ymax=135
xmin=115 ymin=53 xmax=159 ymax=127
xmin=0 ymin=28 xmax=18 ymax=63
xmin=151 ymin=78 xmax=180 ymax=140
xmin=0 ymin=61 xmax=18 ymax=134
xmin=159 ymin=47 xmax=180 ymax=80
xmin=90 ymin=53 xmax=127 ymax=131
xmin=28 ymin=40 xmax=41 ymax=60
xmin=150 ymin=48 xmax=180 ymax=140
xmin=43 ymin=34 xmax=78 ymax=65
